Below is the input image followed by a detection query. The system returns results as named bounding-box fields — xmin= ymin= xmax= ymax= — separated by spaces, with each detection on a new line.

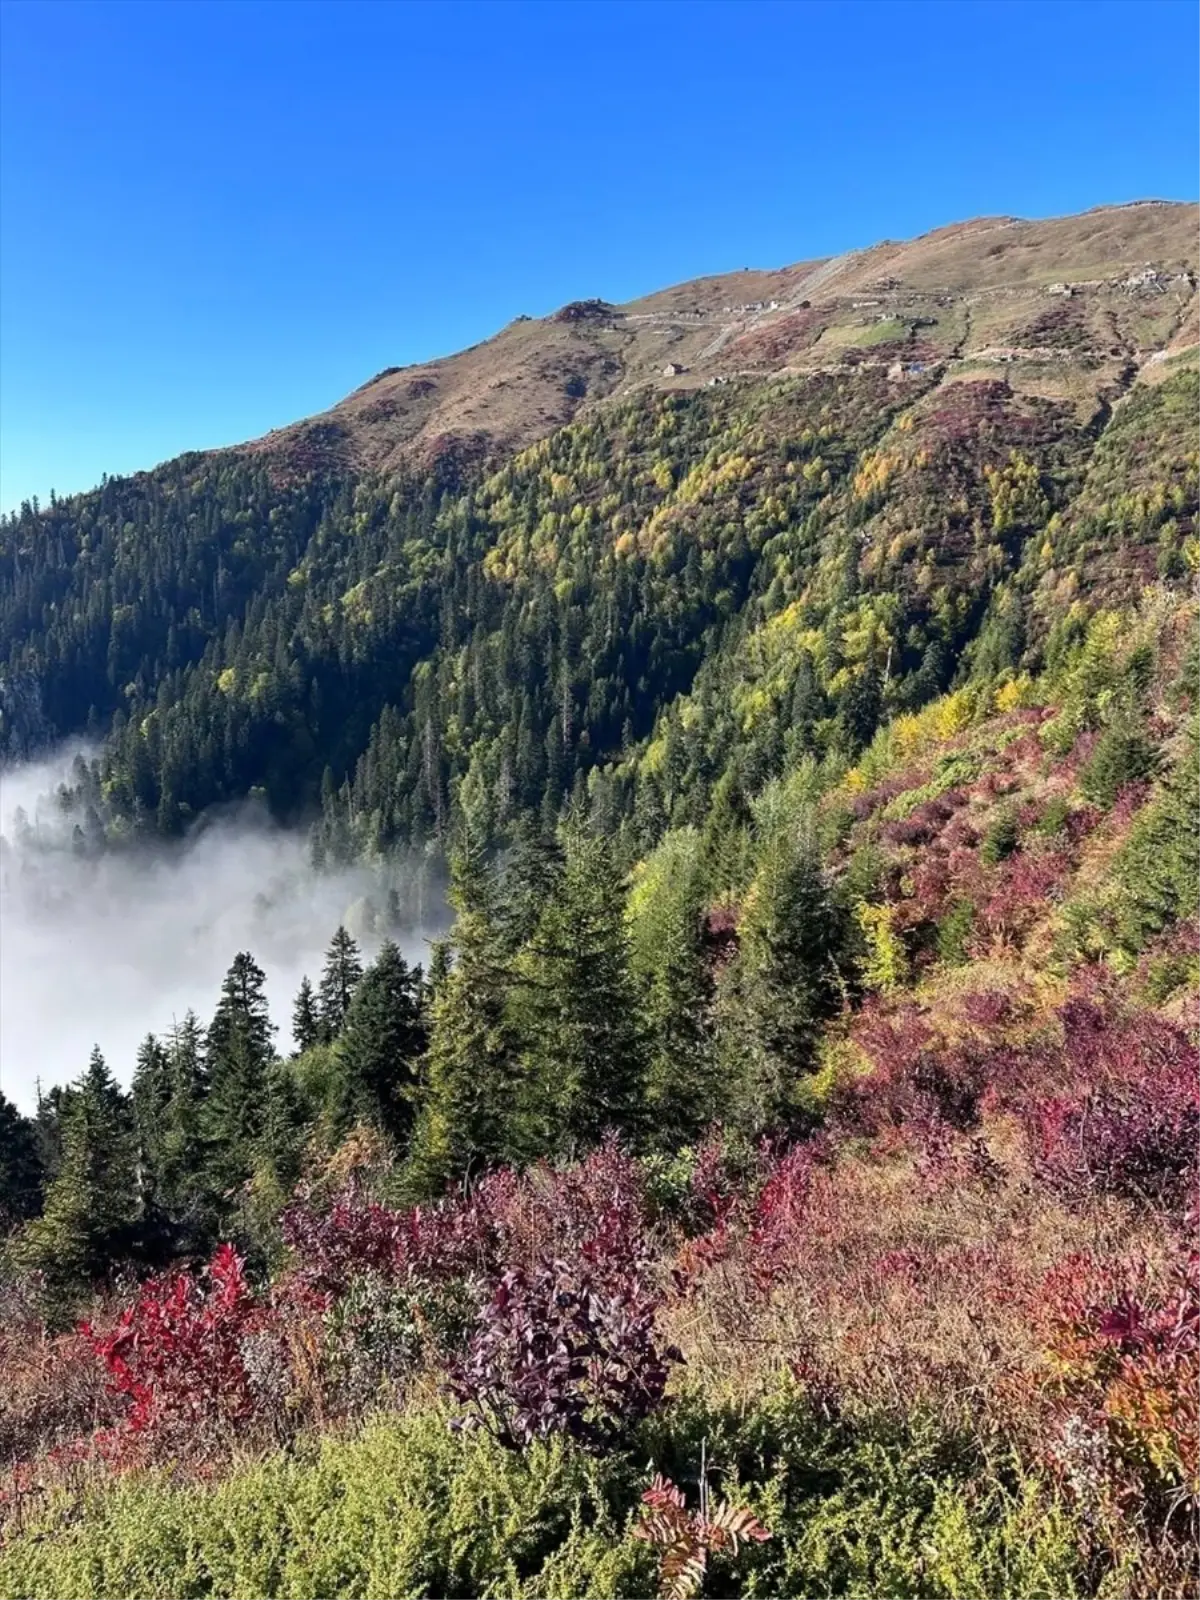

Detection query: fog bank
xmin=0 ymin=745 xmax=442 ymax=1112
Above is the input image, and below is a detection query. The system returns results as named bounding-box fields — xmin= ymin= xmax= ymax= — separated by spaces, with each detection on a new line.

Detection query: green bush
xmin=1079 ymin=721 xmax=1159 ymax=809
xmin=0 ymin=1416 xmax=650 ymax=1600
xmin=1 ymin=1387 xmax=1092 ymax=1600
xmin=1034 ymin=795 xmax=1071 ymax=838
xmin=980 ymin=809 xmax=1021 ymax=866
xmin=937 ymin=899 xmax=976 ymax=966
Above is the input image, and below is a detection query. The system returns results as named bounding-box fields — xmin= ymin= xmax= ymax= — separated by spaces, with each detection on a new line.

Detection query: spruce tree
xmin=497 ymin=824 xmax=564 ymax=956
xmin=337 ymin=940 xmax=426 ymax=1142
xmin=204 ymin=952 xmax=277 ymax=1193
xmin=131 ymin=1033 xmax=171 ymax=1208
xmin=291 ymin=975 xmax=321 ymax=1055
xmin=16 ymin=1048 xmax=137 ymax=1314
xmin=317 ymin=926 xmax=364 ymax=1039
xmin=0 ymin=1091 xmax=43 ymax=1229
xmin=410 ymin=849 xmax=519 ymax=1193
xmin=157 ymin=1011 xmax=211 ymax=1229
xmin=698 ymin=767 xmax=752 ymax=900
xmin=638 ymin=848 xmax=720 ymax=1148
xmin=517 ymin=828 xmax=646 ymax=1154
xmin=720 ymin=825 xmax=846 ymax=1132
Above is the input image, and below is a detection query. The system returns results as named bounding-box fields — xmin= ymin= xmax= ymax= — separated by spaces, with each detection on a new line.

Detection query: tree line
xmin=0 ymin=813 xmax=853 ymax=1317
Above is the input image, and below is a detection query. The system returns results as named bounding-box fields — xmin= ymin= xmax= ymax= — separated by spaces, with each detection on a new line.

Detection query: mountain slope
xmin=238 ymin=200 xmax=1198 ymax=479
xmin=0 ymin=201 xmax=1195 ymax=854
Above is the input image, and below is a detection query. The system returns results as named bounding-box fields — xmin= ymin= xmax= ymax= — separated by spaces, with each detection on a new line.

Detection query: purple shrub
xmin=450 ymin=1258 xmax=680 ymax=1449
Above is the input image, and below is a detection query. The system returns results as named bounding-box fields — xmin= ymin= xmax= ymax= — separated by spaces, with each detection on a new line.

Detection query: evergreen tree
xmin=410 ymin=848 xmax=519 ymax=1193
xmin=699 ymin=767 xmax=752 ymax=900
xmin=32 ymin=1082 xmax=70 ymax=1189
xmin=337 ymin=940 xmax=426 ymax=1142
xmin=0 ymin=1091 xmax=43 ymax=1229
xmin=157 ymin=1011 xmax=211 ymax=1229
xmin=721 ymin=824 xmax=846 ymax=1132
xmin=131 ymin=1033 xmax=171 ymax=1208
xmin=291 ymin=975 xmax=321 ymax=1055
xmin=1114 ymin=726 xmax=1200 ymax=952
xmin=497 ymin=824 xmax=564 ymax=956
xmin=256 ymin=1058 xmax=304 ymax=1194
xmin=517 ymin=829 xmax=646 ymax=1154
xmin=834 ymin=666 xmax=882 ymax=755
xmin=317 ymin=926 xmax=364 ymax=1039
xmin=16 ymin=1048 xmax=137 ymax=1314
xmin=203 ymin=952 xmax=277 ymax=1193
xmin=636 ymin=844 xmax=720 ymax=1148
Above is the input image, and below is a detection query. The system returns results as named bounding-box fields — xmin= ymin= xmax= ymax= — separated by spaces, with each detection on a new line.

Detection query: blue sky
xmin=2 ymin=0 xmax=1197 ymax=512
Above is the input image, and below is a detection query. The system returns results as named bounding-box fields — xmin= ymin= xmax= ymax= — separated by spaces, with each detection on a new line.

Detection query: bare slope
xmin=241 ymin=201 xmax=1198 ymax=479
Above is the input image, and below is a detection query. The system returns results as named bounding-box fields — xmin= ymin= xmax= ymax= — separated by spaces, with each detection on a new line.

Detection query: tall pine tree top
xmin=318 ymin=926 xmax=364 ymax=1039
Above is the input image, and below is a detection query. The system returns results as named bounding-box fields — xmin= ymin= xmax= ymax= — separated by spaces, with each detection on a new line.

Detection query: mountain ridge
xmin=226 ymin=199 xmax=1197 ymax=481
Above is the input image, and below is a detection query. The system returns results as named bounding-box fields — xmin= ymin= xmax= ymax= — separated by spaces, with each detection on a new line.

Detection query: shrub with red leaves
xmin=1024 ymin=1060 xmax=1198 ymax=1213
xmin=1040 ymin=1243 xmax=1199 ymax=1526
xmin=279 ymin=1180 xmax=499 ymax=1306
xmin=746 ymin=1139 xmax=833 ymax=1291
xmin=977 ymin=847 xmax=1071 ymax=944
xmin=81 ymin=1245 xmax=265 ymax=1443
xmin=450 ymin=1258 xmax=680 ymax=1450
xmin=958 ymin=988 xmax=1015 ymax=1029
xmin=537 ymin=1136 xmax=651 ymax=1283
xmin=835 ymin=1004 xmax=1000 ymax=1138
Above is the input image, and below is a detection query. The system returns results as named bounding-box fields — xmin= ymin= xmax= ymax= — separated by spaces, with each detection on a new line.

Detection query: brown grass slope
xmin=239 ymin=200 xmax=1198 ymax=479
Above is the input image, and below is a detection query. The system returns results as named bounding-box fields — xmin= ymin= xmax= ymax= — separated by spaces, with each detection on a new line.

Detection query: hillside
xmin=2 ymin=595 xmax=1197 ymax=1597
xmin=1 ymin=202 xmax=1195 ymax=853
xmin=238 ymin=201 xmax=1198 ymax=479
xmin=0 ymin=200 xmax=1197 ymax=1598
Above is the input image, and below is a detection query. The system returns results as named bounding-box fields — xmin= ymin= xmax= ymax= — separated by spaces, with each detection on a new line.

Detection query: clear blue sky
xmin=2 ymin=0 xmax=1196 ymax=511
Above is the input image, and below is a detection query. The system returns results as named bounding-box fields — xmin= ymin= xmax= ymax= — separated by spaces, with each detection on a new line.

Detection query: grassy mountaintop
xmin=240 ymin=201 xmax=1198 ymax=477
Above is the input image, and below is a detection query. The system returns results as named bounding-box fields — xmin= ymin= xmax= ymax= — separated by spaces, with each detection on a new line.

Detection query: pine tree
xmin=637 ymin=846 xmax=720 ymax=1148
xmin=699 ymin=767 xmax=752 ymax=900
xmin=317 ymin=926 xmax=364 ymax=1039
xmin=720 ymin=825 xmax=846 ymax=1132
xmin=131 ymin=1033 xmax=171 ymax=1208
xmin=256 ymin=1058 xmax=304 ymax=1194
xmin=16 ymin=1048 xmax=137 ymax=1314
xmin=204 ymin=952 xmax=277 ymax=1193
xmin=291 ymin=975 xmax=321 ymax=1055
xmin=497 ymin=824 xmax=564 ymax=956
xmin=337 ymin=940 xmax=426 ymax=1142
xmin=410 ymin=849 xmax=519 ymax=1193
xmin=517 ymin=828 xmax=646 ymax=1154
xmin=0 ymin=1091 xmax=43 ymax=1229
xmin=157 ymin=1011 xmax=212 ymax=1231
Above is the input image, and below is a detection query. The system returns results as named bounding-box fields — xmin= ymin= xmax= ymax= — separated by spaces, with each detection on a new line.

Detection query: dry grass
xmin=662 ymin=1121 xmax=1171 ymax=1443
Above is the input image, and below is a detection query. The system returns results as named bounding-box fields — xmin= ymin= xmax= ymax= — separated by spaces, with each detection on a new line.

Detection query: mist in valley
xmin=0 ymin=744 xmax=443 ymax=1113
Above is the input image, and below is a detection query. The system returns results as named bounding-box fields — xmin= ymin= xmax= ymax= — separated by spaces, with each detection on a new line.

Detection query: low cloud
xmin=0 ymin=745 xmax=441 ymax=1112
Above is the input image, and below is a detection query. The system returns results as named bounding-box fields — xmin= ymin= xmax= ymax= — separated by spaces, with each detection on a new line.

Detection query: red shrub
xmin=958 ymin=988 xmax=1015 ymax=1029
xmin=477 ymin=1135 xmax=653 ymax=1286
xmin=836 ymin=1003 xmax=1007 ymax=1138
xmin=81 ymin=1245 xmax=265 ymax=1441
xmin=280 ymin=1180 xmax=500 ymax=1306
xmin=1024 ymin=1060 xmax=1198 ymax=1213
xmin=746 ymin=1139 xmax=834 ymax=1290
xmin=976 ymin=847 xmax=1070 ymax=943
